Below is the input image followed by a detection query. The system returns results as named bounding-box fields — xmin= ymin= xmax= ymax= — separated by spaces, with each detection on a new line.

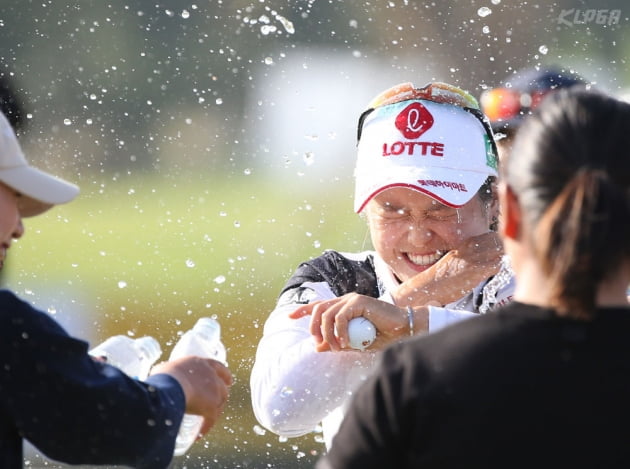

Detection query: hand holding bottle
xmin=152 ymin=355 xmax=231 ymax=433
xmin=150 ymin=317 xmax=232 ymax=456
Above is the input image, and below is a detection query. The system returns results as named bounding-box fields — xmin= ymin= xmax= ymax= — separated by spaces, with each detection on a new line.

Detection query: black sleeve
xmin=0 ymin=290 xmax=185 ymax=469
xmin=280 ymin=251 xmax=380 ymax=299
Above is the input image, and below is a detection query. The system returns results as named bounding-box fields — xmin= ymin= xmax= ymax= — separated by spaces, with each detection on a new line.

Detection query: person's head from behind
xmin=0 ymin=110 xmax=78 ymax=268
xmin=500 ymin=87 xmax=630 ymax=318
xmin=354 ymin=82 xmax=499 ymax=283
xmin=480 ymin=65 xmax=588 ymax=161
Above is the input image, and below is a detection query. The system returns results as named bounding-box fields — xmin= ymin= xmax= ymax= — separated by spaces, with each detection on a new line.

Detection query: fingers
xmin=199 ymin=374 xmax=229 ymax=438
xmin=319 ymin=301 xmax=347 ymax=351
xmin=153 ymin=356 xmax=232 ymax=438
xmin=288 ymin=294 xmax=394 ymax=352
xmin=210 ymin=360 xmax=233 ymax=386
xmin=288 ymin=301 xmax=327 ymax=344
xmin=298 ymin=299 xmax=342 ymax=346
xmin=288 ymin=303 xmax=313 ymax=319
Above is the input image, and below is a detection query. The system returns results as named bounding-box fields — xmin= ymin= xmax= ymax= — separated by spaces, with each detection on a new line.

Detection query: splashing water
xmin=477 ymin=7 xmax=492 ymax=17
xmin=479 ymin=255 xmax=514 ymax=314
xmin=276 ymin=14 xmax=295 ymax=34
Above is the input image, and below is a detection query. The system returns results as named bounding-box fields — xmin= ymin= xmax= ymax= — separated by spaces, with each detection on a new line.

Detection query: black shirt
xmin=319 ymin=301 xmax=630 ymax=468
xmin=0 ymin=290 xmax=185 ymax=468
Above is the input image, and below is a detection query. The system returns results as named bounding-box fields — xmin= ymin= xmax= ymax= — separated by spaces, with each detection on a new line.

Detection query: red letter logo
xmin=395 ymin=102 xmax=434 ymax=139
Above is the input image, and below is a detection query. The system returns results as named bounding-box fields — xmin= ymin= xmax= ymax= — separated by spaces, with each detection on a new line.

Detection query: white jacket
xmin=250 ymin=249 xmax=514 ymax=449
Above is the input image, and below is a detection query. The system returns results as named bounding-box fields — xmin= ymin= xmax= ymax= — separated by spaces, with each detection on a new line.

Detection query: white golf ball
xmin=347 ymin=317 xmax=377 ymax=350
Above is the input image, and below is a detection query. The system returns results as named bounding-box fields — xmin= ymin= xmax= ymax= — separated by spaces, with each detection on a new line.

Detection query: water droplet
xmin=276 ymin=14 xmax=294 ymax=34
xmin=477 ymin=6 xmax=492 ymax=17
xmin=257 ymin=247 xmax=265 ymax=254
xmin=479 ymin=256 xmax=513 ymax=314
xmin=63 ymin=118 xmax=72 ymax=126
xmin=253 ymin=425 xmax=267 ymax=436
xmin=118 ymin=281 xmax=127 ymax=289
xmin=185 ymin=259 xmax=195 ymax=268
xmin=303 ymin=152 xmax=315 ymax=166
xmin=214 ymin=275 xmax=226 ymax=284
xmin=264 ymin=57 xmax=274 ymax=65
xmin=538 ymin=45 xmax=548 ymax=55
xmin=280 ymin=386 xmax=294 ymax=398
xmin=243 ymin=168 xmax=252 ymax=175
xmin=181 ymin=9 xmax=190 ymax=19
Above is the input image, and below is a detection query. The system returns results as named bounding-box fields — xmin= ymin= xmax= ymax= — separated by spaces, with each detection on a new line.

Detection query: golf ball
xmin=347 ymin=317 xmax=377 ymax=350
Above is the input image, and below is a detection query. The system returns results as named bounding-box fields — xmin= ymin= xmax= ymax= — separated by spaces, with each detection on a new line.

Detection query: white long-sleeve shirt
xmin=250 ymin=250 xmax=514 ymax=448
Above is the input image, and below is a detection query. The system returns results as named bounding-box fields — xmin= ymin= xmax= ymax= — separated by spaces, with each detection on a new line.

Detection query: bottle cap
xmin=194 ymin=317 xmax=220 ymax=331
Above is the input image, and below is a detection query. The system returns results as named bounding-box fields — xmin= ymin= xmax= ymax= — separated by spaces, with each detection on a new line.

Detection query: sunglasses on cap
xmin=366 ymin=81 xmax=480 ymax=110
xmin=479 ymin=87 xmax=550 ymax=123
xmin=357 ymin=82 xmax=498 ymax=162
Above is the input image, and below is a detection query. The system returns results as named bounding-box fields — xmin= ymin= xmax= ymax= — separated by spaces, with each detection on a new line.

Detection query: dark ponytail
xmin=507 ymin=88 xmax=630 ymax=319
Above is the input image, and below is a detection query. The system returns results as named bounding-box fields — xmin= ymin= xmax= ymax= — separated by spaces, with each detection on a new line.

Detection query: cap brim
xmin=0 ymin=166 xmax=79 ymax=217
xmin=354 ymin=165 xmax=491 ymax=212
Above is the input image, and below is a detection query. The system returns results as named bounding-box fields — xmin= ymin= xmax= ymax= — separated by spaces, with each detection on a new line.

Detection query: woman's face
xmin=0 ymin=182 xmax=23 ymax=269
xmin=365 ymin=187 xmax=494 ymax=283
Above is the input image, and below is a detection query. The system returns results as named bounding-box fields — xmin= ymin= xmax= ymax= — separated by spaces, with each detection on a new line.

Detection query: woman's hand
xmin=393 ymin=231 xmax=504 ymax=306
xmin=290 ymin=293 xmax=429 ymax=352
xmin=150 ymin=356 xmax=232 ymax=436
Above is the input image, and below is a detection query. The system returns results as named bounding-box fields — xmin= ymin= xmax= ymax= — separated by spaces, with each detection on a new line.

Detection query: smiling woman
xmin=365 ymin=186 xmax=493 ymax=278
xmin=250 ymin=81 xmax=512 ymax=451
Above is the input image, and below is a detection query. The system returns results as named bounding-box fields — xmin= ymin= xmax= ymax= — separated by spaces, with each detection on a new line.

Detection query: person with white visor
xmin=250 ymin=82 xmax=514 ymax=449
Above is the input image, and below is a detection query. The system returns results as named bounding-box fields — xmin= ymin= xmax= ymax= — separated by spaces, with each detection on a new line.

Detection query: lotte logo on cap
xmin=394 ymin=102 xmax=434 ymax=139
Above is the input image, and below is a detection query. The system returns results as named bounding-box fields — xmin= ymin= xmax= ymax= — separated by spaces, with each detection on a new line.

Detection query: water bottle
xmin=170 ymin=317 xmax=227 ymax=457
xmin=89 ymin=335 xmax=162 ymax=381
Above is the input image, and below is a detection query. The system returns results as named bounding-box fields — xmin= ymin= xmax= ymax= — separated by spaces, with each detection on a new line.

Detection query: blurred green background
xmin=1 ymin=0 xmax=628 ymax=467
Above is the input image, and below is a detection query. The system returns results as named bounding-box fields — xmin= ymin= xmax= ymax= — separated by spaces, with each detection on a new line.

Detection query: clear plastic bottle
xmin=170 ymin=317 xmax=227 ymax=457
xmin=89 ymin=335 xmax=162 ymax=381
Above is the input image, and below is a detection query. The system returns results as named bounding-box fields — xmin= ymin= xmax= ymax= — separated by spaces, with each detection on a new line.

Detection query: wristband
xmin=407 ymin=306 xmax=415 ymax=336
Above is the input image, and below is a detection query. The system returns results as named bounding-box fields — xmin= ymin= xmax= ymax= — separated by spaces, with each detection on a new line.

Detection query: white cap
xmin=354 ymin=99 xmax=498 ymax=212
xmin=0 ymin=111 xmax=79 ymax=217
